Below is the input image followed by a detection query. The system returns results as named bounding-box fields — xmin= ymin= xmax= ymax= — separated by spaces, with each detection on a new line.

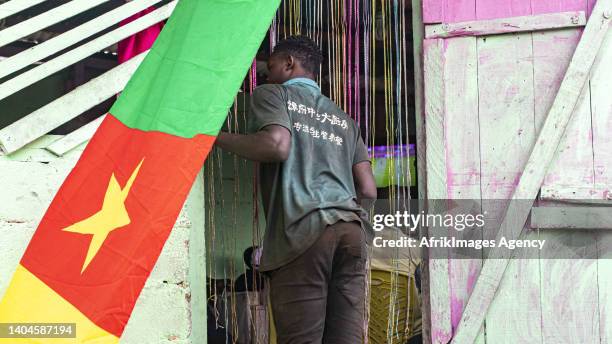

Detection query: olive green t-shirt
xmin=246 ymin=80 xmax=374 ymax=271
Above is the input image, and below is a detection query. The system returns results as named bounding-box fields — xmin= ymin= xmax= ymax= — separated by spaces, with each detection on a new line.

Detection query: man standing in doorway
xmin=214 ymin=35 xmax=377 ymax=343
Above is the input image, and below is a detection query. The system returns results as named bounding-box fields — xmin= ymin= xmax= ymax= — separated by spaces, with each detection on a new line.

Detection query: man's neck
xmin=288 ymin=72 xmax=315 ymax=80
xmin=283 ymin=77 xmax=320 ymax=92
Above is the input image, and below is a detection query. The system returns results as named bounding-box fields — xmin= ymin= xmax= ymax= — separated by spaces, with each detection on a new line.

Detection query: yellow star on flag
xmin=62 ymin=158 xmax=145 ymax=273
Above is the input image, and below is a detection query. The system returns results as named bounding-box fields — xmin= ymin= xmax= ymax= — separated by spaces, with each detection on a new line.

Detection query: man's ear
xmin=285 ymin=55 xmax=295 ymax=72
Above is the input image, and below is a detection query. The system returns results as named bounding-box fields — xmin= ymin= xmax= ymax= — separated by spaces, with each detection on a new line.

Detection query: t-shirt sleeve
xmin=247 ymin=85 xmax=292 ymax=134
xmin=353 ymin=133 xmax=370 ymax=165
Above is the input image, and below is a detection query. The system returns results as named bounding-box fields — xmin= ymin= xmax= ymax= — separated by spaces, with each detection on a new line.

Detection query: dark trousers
xmin=267 ymin=220 xmax=368 ymax=344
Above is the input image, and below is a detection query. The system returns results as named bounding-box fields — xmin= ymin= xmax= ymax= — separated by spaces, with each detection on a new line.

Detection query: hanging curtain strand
xmin=204 ymin=1 xmax=414 ymax=342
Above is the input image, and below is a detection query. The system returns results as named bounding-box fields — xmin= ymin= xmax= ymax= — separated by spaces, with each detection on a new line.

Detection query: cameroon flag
xmin=0 ymin=0 xmax=279 ymax=342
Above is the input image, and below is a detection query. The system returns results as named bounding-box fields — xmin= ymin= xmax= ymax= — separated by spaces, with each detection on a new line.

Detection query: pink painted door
xmin=422 ymin=0 xmax=611 ymax=343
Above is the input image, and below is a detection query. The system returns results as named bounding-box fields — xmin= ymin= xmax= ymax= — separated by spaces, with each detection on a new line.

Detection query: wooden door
xmin=422 ymin=0 xmax=611 ymax=343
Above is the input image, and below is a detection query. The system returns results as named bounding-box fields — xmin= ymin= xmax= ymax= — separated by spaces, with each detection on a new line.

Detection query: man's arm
xmin=353 ymin=161 xmax=377 ymax=204
xmin=215 ymin=124 xmax=291 ymax=162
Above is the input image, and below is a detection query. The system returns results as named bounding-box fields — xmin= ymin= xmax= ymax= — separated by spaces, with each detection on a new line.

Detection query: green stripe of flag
xmin=110 ymin=0 xmax=280 ymax=138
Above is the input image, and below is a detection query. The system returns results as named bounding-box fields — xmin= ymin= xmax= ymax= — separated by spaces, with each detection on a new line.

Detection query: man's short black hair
xmin=243 ymin=246 xmax=256 ymax=269
xmin=272 ymin=35 xmax=323 ymax=76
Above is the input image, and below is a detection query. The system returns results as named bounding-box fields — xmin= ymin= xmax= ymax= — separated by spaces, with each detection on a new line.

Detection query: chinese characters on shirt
xmin=287 ymin=100 xmax=348 ymax=146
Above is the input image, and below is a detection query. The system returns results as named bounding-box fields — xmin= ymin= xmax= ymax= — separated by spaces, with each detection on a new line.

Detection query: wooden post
xmin=423 ymin=38 xmax=453 ymax=344
xmin=411 ymin=0 xmax=431 ymax=341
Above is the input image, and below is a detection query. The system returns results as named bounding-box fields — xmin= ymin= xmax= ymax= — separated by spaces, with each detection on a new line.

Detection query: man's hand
xmin=353 ymin=160 xmax=377 ymax=205
xmin=215 ymin=124 xmax=291 ymax=162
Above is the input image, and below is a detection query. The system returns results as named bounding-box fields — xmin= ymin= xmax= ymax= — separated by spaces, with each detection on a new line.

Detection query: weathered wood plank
xmin=451 ymin=0 xmax=612 ymax=342
xmin=585 ymin=33 xmax=612 ymax=344
xmin=0 ymin=0 xmax=110 ymax=48
xmin=531 ymin=0 xmax=588 ymax=15
xmin=424 ymin=0 xmax=589 ymax=24
xmin=45 ymin=114 xmax=105 ymax=157
xmin=539 ymin=230 xmax=600 ymax=343
xmin=588 ymin=0 xmax=597 ymax=17
xmin=424 ymin=39 xmax=449 ymax=213
xmin=0 ymin=52 xmax=146 ymax=154
xmin=0 ymin=1 xmax=176 ymax=101
xmin=541 ymin=184 xmax=612 ymax=200
xmin=445 ymin=0 xmax=476 ymax=23
xmin=474 ymin=0 xmax=587 ymax=19
xmin=475 ymin=32 xmax=542 ymax=343
xmin=485 ymin=231 xmax=542 ymax=343
xmin=423 ymin=38 xmax=452 ymax=344
xmin=597 ymin=230 xmax=612 ymax=342
xmin=597 ymin=231 xmax=612 ymax=343
xmin=534 ymin=28 xmax=589 ymax=146
xmin=542 ymin=23 xmax=612 ymax=202
xmin=443 ymin=37 xmax=480 ymax=202
xmin=478 ymin=33 xmax=535 ymax=202
xmin=531 ymin=206 xmax=612 ymax=229
xmin=422 ymin=0 xmax=444 ymax=24
xmin=0 ymin=0 xmax=163 ymax=79
xmin=2 ymin=135 xmax=61 ymax=163
xmin=425 ymin=11 xmax=586 ymax=39
xmin=441 ymin=36 xmax=484 ymax=343
xmin=591 ymin=25 xmax=612 ymax=201
xmin=0 ymin=0 xmax=47 ymax=21
xmin=538 ymin=28 xmax=595 ymax=202
xmin=476 ymin=0 xmax=532 ymax=20
xmin=533 ymin=25 xmax=601 ymax=342
xmin=529 ymin=28 xmax=593 ymax=343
